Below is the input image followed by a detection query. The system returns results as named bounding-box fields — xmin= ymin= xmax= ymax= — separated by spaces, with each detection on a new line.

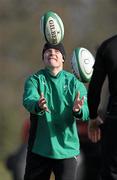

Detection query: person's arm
xmin=88 ymin=44 xmax=107 ymax=119
xmin=88 ymin=44 xmax=107 ymax=142
xmin=23 ymin=76 xmax=42 ymax=114
xmin=73 ymin=81 xmax=89 ymax=121
xmin=87 ymin=69 xmax=106 ymax=143
xmin=88 ymin=69 xmax=106 ymax=119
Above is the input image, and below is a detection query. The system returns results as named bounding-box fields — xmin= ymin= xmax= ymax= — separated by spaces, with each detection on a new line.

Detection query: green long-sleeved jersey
xmin=23 ymin=69 xmax=89 ymax=159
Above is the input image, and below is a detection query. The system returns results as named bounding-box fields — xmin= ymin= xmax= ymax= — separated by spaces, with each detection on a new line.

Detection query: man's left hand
xmin=73 ymin=92 xmax=84 ymax=112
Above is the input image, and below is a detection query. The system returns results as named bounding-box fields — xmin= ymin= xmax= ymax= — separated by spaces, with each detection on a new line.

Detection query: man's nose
xmin=50 ymin=49 xmax=56 ymax=55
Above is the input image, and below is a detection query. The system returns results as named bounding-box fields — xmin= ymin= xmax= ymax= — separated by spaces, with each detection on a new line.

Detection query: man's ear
xmin=62 ymin=59 xmax=65 ymax=63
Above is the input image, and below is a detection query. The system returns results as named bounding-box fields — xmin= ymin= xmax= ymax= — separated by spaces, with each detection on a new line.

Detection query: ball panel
xmin=45 ymin=16 xmax=62 ymax=44
xmin=79 ymin=48 xmax=94 ymax=77
xmin=53 ymin=12 xmax=64 ymax=40
xmin=75 ymin=48 xmax=89 ymax=83
xmin=71 ymin=47 xmax=95 ymax=83
xmin=40 ymin=11 xmax=64 ymax=45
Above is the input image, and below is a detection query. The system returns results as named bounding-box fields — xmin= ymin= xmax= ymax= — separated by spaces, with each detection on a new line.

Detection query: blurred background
xmin=0 ymin=0 xmax=117 ymax=179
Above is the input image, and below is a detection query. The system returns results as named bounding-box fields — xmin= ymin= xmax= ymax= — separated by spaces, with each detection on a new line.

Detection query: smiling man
xmin=23 ymin=42 xmax=89 ymax=180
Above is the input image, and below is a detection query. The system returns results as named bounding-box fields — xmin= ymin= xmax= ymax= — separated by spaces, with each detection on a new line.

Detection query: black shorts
xmin=24 ymin=151 xmax=79 ymax=180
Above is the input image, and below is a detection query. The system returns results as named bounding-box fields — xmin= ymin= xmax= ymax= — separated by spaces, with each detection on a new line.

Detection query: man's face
xmin=43 ymin=48 xmax=64 ymax=69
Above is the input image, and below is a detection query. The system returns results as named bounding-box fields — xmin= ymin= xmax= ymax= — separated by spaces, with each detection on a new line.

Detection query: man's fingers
xmin=73 ymin=92 xmax=85 ymax=112
xmin=45 ymin=107 xmax=50 ymax=113
xmin=40 ymin=99 xmax=47 ymax=106
xmin=88 ymin=128 xmax=101 ymax=143
xmin=81 ymin=96 xmax=84 ymax=105
xmin=40 ymin=92 xmax=44 ymax=98
xmin=39 ymin=94 xmax=46 ymax=105
xmin=76 ymin=92 xmax=80 ymax=100
xmin=39 ymin=92 xmax=50 ymax=113
xmin=39 ymin=92 xmax=46 ymax=107
xmin=75 ymin=92 xmax=84 ymax=105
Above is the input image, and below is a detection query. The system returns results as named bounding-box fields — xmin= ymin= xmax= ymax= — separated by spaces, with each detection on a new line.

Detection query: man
xmin=23 ymin=42 xmax=89 ymax=180
xmin=88 ymin=35 xmax=117 ymax=180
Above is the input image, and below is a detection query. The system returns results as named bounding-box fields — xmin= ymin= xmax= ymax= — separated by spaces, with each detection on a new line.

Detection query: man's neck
xmin=47 ymin=67 xmax=63 ymax=76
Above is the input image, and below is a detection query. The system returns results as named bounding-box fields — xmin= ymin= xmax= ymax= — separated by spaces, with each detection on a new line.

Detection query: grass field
xmin=0 ymin=160 xmax=55 ymax=180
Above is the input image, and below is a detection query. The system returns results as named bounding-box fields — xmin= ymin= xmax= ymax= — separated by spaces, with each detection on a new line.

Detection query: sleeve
xmin=88 ymin=45 xmax=107 ymax=119
xmin=73 ymin=79 xmax=89 ymax=121
xmin=23 ymin=76 xmax=42 ymax=114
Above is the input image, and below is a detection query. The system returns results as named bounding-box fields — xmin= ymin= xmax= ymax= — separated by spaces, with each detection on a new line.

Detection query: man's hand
xmin=88 ymin=116 xmax=103 ymax=143
xmin=73 ymin=92 xmax=84 ymax=112
xmin=38 ymin=92 xmax=50 ymax=113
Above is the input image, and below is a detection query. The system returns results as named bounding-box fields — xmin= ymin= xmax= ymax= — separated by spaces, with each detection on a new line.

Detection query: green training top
xmin=23 ymin=69 xmax=89 ymax=159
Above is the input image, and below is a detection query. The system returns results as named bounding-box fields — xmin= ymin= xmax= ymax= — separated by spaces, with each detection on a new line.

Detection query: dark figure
xmin=88 ymin=35 xmax=117 ymax=180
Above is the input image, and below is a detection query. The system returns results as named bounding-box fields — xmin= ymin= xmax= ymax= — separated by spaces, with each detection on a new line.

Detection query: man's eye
xmin=55 ymin=50 xmax=59 ymax=53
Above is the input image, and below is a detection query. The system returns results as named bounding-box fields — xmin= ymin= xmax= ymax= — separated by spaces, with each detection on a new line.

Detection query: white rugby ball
xmin=40 ymin=11 xmax=64 ymax=45
xmin=71 ymin=47 xmax=95 ymax=83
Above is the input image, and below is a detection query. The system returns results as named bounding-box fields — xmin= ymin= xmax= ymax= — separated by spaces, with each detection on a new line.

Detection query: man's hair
xmin=42 ymin=42 xmax=66 ymax=60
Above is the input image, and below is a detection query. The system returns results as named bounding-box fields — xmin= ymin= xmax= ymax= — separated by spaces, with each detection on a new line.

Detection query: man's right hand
xmin=88 ymin=116 xmax=103 ymax=143
xmin=38 ymin=93 xmax=50 ymax=113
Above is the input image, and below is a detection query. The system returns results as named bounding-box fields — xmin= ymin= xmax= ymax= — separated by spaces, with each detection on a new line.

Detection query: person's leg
xmin=76 ymin=150 xmax=86 ymax=180
xmin=100 ymin=118 xmax=117 ymax=180
xmin=24 ymin=152 xmax=52 ymax=180
xmin=80 ymin=142 xmax=101 ymax=180
xmin=53 ymin=155 xmax=79 ymax=180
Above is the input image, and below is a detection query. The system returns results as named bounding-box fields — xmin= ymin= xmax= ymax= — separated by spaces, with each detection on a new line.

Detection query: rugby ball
xmin=40 ymin=11 xmax=64 ymax=45
xmin=71 ymin=47 xmax=95 ymax=83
